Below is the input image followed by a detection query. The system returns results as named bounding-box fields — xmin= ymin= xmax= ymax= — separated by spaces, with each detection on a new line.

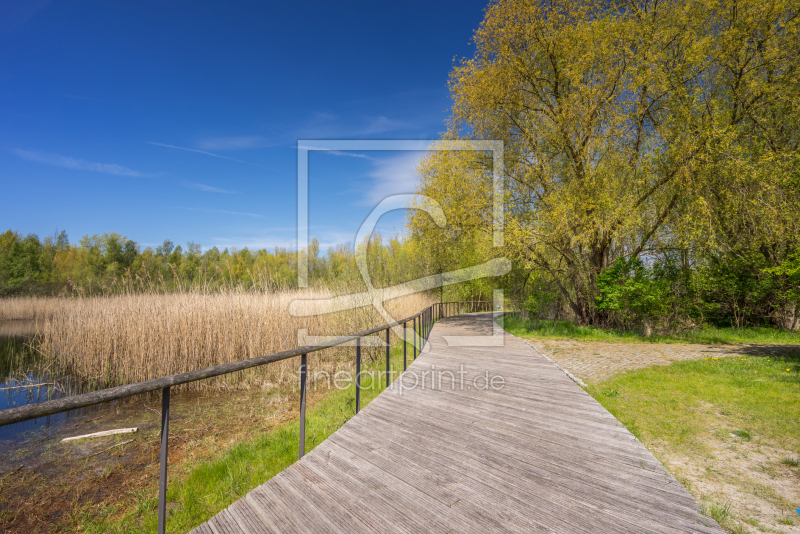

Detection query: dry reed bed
xmin=0 ymin=296 xmax=73 ymax=322
xmin=18 ymin=289 xmax=434 ymax=391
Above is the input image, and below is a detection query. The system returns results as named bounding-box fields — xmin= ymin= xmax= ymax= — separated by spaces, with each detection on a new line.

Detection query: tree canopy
xmin=412 ymin=0 xmax=800 ymax=327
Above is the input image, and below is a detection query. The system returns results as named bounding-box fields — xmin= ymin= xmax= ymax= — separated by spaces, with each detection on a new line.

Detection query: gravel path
xmin=521 ymin=338 xmax=800 ymax=383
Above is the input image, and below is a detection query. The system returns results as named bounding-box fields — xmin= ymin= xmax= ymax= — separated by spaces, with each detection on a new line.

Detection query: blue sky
xmin=0 ymin=0 xmax=489 ymax=252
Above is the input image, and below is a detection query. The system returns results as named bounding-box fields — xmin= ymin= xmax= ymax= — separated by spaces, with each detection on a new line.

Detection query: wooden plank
xmin=354 ymin=408 xmax=693 ymax=513
xmin=367 ymin=395 xmax=677 ymax=485
xmin=267 ymin=473 xmax=347 ymax=533
xmin=378 ymin=390 xmax=655 ymax=466
xmin=302 ymin=444 xmax=461 ymax=533
xmin=332 ymin=422 xmax=666 ymax=534
xmin=294 ymin=458 xmax=430 ymax=534
xmin=384 ymin=383 xmax=635 ymax=438
xmin=309 ymin=440 xmax=506 ymax=534
xmin=246 ymin=485 xmax=315 ymax=534
xmin=228 ymin=499 xmax=274 ymax=534
xmin=189 ymin=522 xmax=215 ymax=534
xmin=327 ymin=429 xmax=560 ymax=533
xmin=345 ymin=413 xmax=719 ymax=534
xmin=208 ymin=509 xmax=245 ymax=534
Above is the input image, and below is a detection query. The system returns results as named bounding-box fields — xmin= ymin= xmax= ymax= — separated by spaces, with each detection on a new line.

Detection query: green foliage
xmin=694 ymin=246 xmax=800 ymax=329
xmin=0 ymin=232 xmax=44 ymax=286
xmin=595 ymin=257 xmax=702 ymax=333
xmin=0 ymin=228 xmax=454 ymax=298
xmin=524 ymin=280 xmax=558 ymax=327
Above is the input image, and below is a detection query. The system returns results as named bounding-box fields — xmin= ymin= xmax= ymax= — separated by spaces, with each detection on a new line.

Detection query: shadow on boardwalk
xmin=191 ymin=313 xmax=725 ymax=534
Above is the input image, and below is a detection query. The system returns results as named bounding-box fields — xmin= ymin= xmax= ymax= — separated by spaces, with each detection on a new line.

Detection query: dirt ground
xmin=525 ymin=338 xmax=800 ymax=534
xmin=523 ymin=337 xmax=800 ymax=384
xmin=0 ymin=384 xmax=315 ymax=533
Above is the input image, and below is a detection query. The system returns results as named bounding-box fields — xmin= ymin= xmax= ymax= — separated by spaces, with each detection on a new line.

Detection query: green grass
xmin=501 ymin=313 xmax=800 ymax=345
xmin=702 ymin=501 xmax=733 ymax=529
xmin=73 ymin=337 xmax=421 ymax=533
xmin=585 ymin=350 xmax=799 ymax=452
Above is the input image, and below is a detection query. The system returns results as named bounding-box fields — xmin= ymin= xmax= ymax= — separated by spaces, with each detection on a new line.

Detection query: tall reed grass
xmin=0 ymin=296 xmax=71 ymax=321
xmin=0 ymin=286 xmax=435 ymax=391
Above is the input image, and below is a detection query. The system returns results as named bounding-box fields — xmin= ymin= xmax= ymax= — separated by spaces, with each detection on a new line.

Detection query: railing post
xmin=413 ymin=316 xmax=417 ymax=360
xmin=355 ymin=338 xmax=361 ymax=414
xmin=157 ymin=386 xmax=170 ymax=534
xmin=299 ymin=353 xmax=307 ymax=459
xmin=385 ymin=328 xmax=390 ymax=388
xmin=403 ymin=321 xmax=407 ymax=371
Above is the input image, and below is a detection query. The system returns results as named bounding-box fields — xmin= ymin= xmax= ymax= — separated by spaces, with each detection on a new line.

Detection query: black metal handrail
xmin=0 ymin=299 xmax=491 ymax=533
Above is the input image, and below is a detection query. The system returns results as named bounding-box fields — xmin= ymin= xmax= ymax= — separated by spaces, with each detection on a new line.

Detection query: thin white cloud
xmin=166 ymin=206 xmax=264 ymax=218
xmin=147 ymin=141 xmax=263 ymax=167
xmin=357 ymin=116 xmax=412 ymax=135
xmin=12 ymin=148 xmax=154 ymax=177
xmin=198 ymin=136 xmax=270 ymax=150
xmin=296 ymin=113 xmax=416 ymax=139
xmin=297 ymin=146 xmax=373 ymax=159
xmin=183 ymin=182 xmax=236 ymax=194
xmin=364 ymin=152 xmax=425 ymax=205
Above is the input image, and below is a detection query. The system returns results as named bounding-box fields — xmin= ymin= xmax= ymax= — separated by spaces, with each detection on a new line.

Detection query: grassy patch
xmin=71 ymin=338 xmax=419 ymax=533
xmin=586 ymin=349 xmax=800 ymax=532
xmin=501 ymin=313 xmax=800 ymax=345
xmin=586 ymin=349 xmax=799 ymax=452
xmin=701 ymin=500 xmax=735 ymax=530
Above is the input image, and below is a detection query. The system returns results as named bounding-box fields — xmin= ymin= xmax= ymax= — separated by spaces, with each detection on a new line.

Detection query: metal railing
xmin=0 ymin=300 xmax=491 ymax=533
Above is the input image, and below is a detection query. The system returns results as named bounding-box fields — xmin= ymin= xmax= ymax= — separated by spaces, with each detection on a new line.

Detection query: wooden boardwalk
xmin=190 ymin=313 xmax=724 ymax=533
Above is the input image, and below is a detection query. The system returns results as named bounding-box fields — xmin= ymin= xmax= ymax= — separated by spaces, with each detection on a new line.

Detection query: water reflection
xmin=0 ymin=323 xmax=89 ymax=442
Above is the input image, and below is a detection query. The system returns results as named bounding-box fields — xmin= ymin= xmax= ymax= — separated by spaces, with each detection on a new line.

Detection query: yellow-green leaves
xmin=415 ymin=0 xmax=800 ymax=324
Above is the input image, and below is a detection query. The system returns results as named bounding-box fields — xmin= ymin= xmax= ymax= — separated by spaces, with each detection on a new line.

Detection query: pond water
xmin=0 ymin=322 xmax=94 ymax=442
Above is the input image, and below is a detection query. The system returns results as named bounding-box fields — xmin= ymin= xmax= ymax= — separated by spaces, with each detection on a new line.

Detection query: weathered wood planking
xmin=190 ymin=313 xmax=725 ymax=533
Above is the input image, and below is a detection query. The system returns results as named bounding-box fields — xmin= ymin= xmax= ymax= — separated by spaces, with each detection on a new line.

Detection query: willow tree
xmin=412 ymin=0 xmax=800 ymax=324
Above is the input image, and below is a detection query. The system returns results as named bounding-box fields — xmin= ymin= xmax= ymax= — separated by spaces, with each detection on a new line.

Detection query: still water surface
xmin=0 ymin=321 xmax=90 ymax=442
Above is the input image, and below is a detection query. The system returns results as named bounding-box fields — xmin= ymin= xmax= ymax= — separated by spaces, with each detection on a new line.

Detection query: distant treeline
xmin=0 ymin=229 xmax=482 ymax=299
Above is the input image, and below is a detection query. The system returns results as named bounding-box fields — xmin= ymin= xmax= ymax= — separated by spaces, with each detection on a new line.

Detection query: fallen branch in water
xmin=62 ymin=428 xmax=138 ymax=442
